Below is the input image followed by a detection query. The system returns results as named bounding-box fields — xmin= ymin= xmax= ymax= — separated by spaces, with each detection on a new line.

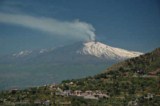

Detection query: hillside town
xmin=50 ymin=84 xmax=110 ymax=100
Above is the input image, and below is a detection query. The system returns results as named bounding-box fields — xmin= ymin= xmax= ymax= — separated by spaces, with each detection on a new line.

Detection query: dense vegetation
xmin=0 ymin=48 xmax=160 ymax=106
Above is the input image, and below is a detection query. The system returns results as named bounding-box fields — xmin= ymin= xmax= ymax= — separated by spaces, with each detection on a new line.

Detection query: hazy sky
xmin=0 ymin=0 xmax=160 ymax=55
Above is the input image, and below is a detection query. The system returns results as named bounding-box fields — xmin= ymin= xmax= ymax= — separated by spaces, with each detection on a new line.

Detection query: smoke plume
xmin=0 ymin=13 xmax=96 ymax=41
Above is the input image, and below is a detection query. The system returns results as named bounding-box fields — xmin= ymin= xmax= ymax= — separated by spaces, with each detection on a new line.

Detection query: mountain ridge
xmin=11 ymin=41 xmax=143 ymax=60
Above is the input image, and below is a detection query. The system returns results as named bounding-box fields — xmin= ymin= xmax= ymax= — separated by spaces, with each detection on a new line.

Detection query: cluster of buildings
xmin=52 ymin=86 xmax=110 ymax=100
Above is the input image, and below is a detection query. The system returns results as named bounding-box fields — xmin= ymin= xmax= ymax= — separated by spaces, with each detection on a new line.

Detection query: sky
xmin=0 ymin=0 xmax=160 ymax=55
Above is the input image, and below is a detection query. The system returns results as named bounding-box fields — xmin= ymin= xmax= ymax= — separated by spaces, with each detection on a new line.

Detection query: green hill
xmin=104 ymin=48 xmax=160 ymax=74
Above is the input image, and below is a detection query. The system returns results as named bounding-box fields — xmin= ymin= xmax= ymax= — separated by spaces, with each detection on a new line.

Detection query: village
xmin=2 ymin=84 xmax=111 ymax=105
xmin=50 ymin=84 xmax=110 ymax=100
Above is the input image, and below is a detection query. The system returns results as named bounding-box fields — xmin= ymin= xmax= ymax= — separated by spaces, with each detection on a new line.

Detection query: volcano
xmin=0 ymin=41 xmax=143 ymax=90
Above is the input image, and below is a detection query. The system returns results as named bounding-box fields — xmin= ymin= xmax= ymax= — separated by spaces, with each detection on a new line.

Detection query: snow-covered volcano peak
xmin=77 ymin=41 xmax=143 ymax=60
xmin=11 ymin=41 xmax=143 ymax=61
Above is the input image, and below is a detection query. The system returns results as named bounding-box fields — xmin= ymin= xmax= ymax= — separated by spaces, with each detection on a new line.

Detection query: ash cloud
xmin=0 ymin=13 xmax=95 ymax=41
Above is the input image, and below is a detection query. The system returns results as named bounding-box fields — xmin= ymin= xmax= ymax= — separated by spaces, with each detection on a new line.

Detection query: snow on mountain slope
xmin=77 ymin=41 xmax=143 ymax=60
xmin=11 ymin=41 xmax=143 ymax=60
xmin=12 ymin=48 xmax=54 ymax=57
xmin=39 ymin=48 xmax=54 ymax=54
xmin=13 ymin=50 xmax=32 ymax=57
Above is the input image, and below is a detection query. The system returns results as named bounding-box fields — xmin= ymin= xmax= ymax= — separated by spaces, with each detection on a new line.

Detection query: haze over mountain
xmin=0 ymin=41 xmax=142 ymax=90
xmin=1 ymin=41 xmax=143 ymax=64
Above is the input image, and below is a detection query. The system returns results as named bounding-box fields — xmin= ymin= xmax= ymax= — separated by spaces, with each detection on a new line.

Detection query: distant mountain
xmin=77 ymin=41 xmax=142 ymax=60
xmin=5 ymin=41 xmax=143 ymax=63
xmin=0 ymin=41 xmax=142 ymax=90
